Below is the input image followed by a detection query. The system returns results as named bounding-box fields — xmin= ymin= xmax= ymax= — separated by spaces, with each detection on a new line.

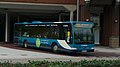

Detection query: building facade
xmin=0 ymin=0 xmax=119 ymax=47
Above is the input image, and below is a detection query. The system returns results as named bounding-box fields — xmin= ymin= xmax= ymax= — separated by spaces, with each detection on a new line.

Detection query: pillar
xmin=70 ymin=11 xmax=74 ymax=21
xmin=79 ymin=0 xmax=90 ymax=21
xmin=77 ymin=0 xmax=79 ymax=22
xmin=84 ymin=1 xmax=90 ymax=21
xmin=80 ymin=5 xmax=85 ymax=21
xmin=109 ymin=2 xmax=119 ymax=47
xmin=63 ymin=5 xmax=76 ymax=21
xmin=5 ymin=12 xmax=10 ymax=42
xmin=18 ymin=16 xmax=20 ymax=23
xmin=59 ymin=14 xmax=61 ymax=22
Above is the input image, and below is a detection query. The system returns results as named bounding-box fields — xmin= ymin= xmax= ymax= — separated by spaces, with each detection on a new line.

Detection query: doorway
xmin=0 ymin=14 xmax=5 ymax=42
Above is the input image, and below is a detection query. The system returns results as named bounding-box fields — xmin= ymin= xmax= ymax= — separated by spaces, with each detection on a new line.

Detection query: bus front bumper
xmin=69 ymin=47 xmax=94 ymax=52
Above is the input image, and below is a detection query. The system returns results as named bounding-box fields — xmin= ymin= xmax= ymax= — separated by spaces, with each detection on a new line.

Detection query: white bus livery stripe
xmin=57 ymin=40 xmax=77 ymax=50
xmin=54 ymin=22 xmax=63 ymax=23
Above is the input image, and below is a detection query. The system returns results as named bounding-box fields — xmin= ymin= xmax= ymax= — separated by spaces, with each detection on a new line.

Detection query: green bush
xmin=0 ymin=59 xmax=120 ymax=67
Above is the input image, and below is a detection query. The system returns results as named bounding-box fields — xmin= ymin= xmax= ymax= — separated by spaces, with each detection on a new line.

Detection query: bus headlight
xmin=91 ymin=47 xmax=94 ymax=49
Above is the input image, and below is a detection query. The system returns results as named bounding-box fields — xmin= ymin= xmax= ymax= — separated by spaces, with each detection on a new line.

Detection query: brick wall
xmin=0 ymin=0 xmax=30 ymax=2
xmin=101 ymin=6 xmax=112 ymax=46
xmin=101 ymin=6 xmax=119 ymax=46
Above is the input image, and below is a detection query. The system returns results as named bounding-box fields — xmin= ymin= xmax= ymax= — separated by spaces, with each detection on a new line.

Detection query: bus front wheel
xmin=23 ymin=40 xmax=28 ymax=48
xmin=51 ymin=43 xmax=58 ymax=53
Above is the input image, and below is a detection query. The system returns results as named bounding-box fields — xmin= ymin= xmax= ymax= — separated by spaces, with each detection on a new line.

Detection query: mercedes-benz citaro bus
xmin=14 ymin=21 xmax=95 ymax=53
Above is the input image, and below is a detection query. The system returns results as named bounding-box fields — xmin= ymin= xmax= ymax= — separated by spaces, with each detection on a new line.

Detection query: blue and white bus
xmin=14 ymin=21 xmax=95 ymax=52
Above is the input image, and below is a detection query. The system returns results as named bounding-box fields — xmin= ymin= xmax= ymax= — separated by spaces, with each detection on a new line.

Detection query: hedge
xmin=0 ymin=59 xmax=120 ymax=67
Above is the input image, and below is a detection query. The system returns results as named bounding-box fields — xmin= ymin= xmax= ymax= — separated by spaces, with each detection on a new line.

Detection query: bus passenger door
xmin=60 ymin=28 xmax=71 ymax=44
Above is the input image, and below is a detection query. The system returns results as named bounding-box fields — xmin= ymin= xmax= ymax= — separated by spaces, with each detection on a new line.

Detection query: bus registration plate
xmin=82 ymin=50 xmax=87 ymax=52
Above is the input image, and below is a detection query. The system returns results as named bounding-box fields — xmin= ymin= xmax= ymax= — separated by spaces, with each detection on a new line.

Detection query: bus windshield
xmin=74 ymin=26 xmax=94 ymax=44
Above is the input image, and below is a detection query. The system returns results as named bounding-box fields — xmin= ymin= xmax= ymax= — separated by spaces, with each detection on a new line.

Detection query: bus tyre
xmin=23 ymin=41 xmax=28 ymax=48
xmin=52 ymin=44 xmax=58 ymax=53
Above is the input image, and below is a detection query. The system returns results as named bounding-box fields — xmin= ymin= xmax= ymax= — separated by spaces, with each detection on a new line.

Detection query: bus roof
xmin=15 ymin=21 xmax=94 ymax=25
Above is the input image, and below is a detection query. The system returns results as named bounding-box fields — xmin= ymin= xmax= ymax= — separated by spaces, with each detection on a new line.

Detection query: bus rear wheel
xmin=51 ymin=43 xmax=58 ymax=53
xmin=23 ymin=41 xmax=28 ymax=48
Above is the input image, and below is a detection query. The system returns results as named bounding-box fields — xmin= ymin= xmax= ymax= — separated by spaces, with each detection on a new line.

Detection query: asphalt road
xmin=0 ymin=43 xmax=120 ymax=63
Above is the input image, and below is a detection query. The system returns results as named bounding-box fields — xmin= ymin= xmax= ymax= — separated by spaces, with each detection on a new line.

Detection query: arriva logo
xmin=36 ymin=38 xmax=40 ymax=48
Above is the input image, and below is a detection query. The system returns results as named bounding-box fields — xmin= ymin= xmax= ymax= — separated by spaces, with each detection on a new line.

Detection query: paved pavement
xmin=0 ymin=46 xmax=82 ymax=63
xmin=0 ymin=46 xmax=76 ymax=60
xmin=95 ymin=46 xmax=120 ymax=53
xmin=0 ymin=45 xmax=120 ymax=63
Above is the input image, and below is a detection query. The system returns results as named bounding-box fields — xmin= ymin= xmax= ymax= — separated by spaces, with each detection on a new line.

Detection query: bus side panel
xmin=20 ymin=37 xmax=59 ymax=49
xmin=22 ymin=37 xmax=37 ymax=47
xmin=14 ymin=36 xmax=23 ymax=45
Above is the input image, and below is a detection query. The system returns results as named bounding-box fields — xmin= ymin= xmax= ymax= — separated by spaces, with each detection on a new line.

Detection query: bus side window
xmin=23 ymin=32 xmax=29 ymax=37
xmin=23 ymin=32 xmax=27 ymax=37
xmin=61 ymin=28 xmax=68 ymax=40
